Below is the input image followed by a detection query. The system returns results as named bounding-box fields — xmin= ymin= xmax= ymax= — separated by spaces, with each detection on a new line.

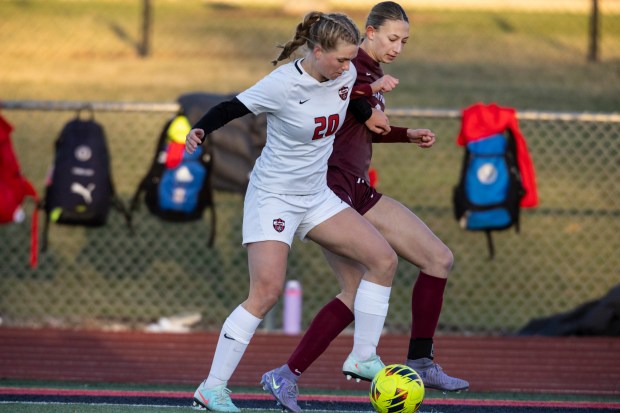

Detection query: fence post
xmin=140 ymin=0 xmax=152 ymax=57
xmin=588 ymin=0 xmax=599 ymax=62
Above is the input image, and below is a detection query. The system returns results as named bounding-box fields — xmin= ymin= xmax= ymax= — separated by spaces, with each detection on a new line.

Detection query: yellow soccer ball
xmin=369 ymin=364 xmax=425 ymax=413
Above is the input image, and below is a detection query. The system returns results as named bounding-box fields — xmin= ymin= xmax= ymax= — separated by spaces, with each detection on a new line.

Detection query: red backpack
xmin=0 ymin=113 xmax=39 ymax=267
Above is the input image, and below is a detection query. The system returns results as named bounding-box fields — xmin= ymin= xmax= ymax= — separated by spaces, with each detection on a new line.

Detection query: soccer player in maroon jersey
xmin=262 ymin=3 xmax=468 ymax=410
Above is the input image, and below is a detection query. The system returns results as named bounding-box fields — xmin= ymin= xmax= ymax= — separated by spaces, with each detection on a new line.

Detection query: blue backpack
xmin=130 ymin=114 xmax=215 ymax=246
xmin=453 ymin=130 xmax=525 ymax=258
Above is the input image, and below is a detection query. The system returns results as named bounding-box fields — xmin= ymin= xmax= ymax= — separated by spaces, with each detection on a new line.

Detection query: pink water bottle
xmin=283 ymin=280 xmax=302 ymax=335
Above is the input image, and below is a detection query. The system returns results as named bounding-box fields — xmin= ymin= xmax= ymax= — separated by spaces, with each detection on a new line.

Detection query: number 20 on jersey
xmin=312 ymin=114 xmax=340 ymax=140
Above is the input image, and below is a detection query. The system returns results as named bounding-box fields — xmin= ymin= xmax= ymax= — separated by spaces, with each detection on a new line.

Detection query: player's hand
xmin=185 ymin=128 xmax=205 ymax=154
xmin=407 ymin=128 xmax=436 ymax=148
xmin=371 ymin=75 xmax=399 ymax=94
xmin=365 ymin=108 xmax=391 ymax=135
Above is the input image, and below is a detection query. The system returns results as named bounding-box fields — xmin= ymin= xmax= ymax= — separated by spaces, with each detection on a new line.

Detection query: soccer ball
xmin=369 ymin=364 xmax=425 ymax=413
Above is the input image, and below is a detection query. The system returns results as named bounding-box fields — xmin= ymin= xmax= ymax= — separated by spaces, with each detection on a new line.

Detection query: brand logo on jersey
xmin=299 ymin=99 xmax=310 ymax=104
xmin=338 ymin=86 xmax=350 ymax=101
xmin=273 ymin=218 xmax=285 ymax=233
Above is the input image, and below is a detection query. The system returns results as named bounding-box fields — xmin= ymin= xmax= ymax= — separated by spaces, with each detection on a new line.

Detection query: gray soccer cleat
xmin=407 ymin=358 xmax=469 ymax=392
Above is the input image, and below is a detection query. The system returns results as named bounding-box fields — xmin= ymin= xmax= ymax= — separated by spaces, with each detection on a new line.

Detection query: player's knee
xmin=418 ymin=241 xmax=454 ymax=278
xmin=264 ymin=286 xmax=283 ymax=309
xmin=374 ymin=247 xmax=398 ymax=282
xmin=250 ymin=281 xmax=283 ymax=315
xmin=436 ymin=244 xmax=454 ymax=275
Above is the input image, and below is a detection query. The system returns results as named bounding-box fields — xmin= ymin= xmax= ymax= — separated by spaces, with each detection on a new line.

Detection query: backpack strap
xmin=128 ymin=116 xmax=172 ymax=221
xmin=128 ymin=175 xmax=148 ymax=216
xmin=40 ymin=199 xmax=50 ymax=253
xmin=206 ymin=140 xmax=215 ymax=248
xmin=207 ymin=202 xmax=216 ymax=248
xmin=20 ymin=179 xmax=39 ymax=268
xmin=111 ymin=189 xmax=134 ymax=236
xmin=105 ymin=143 xmax=134 ymax=235
xmin=205 ymin=132 xmax=217 ymax=248
xmin=77 ymin=104 xmax=95 ymax=122
xmin=485 ymin=230 xmax=495 ymax=260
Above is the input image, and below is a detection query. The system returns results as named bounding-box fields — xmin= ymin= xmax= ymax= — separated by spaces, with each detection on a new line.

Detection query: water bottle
xmin=283 ymin=280 xmax=302 ymax=335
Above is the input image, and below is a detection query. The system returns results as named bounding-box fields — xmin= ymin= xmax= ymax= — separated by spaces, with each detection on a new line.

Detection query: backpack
xmin=177 ymin=92 xmax=266 ymax=194
xmin=453 ymin=103 xmax=538 ymax=258
xmin=518 ymin=283 xmax=620 ymax=336
xmin=0 ymin=113 xmax=39 ymax=267
xmin=130 ymin=113 xmax=216 ymax=247
xmin=42 ymin=109 xmax=129 ymax=251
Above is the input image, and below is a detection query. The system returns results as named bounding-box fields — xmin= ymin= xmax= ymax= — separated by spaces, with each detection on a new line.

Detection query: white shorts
xmin=242 ymin=183 xmax=349 ymax=247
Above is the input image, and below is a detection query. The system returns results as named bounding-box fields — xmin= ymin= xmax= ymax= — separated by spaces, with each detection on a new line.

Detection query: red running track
xmin=0 ymin=327 xmax=619 ymax=395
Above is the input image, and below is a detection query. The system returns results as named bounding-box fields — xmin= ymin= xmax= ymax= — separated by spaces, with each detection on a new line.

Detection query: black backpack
xmin=130 ymin=113 xmax=215 ymax=247
xmin=453 ymin=130 xmax=525 ymax=259
xmin=42 ymin=109 xmax=129 ymax=251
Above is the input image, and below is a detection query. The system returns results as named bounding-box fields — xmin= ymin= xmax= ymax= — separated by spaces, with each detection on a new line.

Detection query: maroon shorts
xmin=327 ymin=166 xmax=382 ymax=216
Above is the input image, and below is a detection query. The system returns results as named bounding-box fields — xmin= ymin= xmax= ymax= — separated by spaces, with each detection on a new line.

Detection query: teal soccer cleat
xmin=342 ymin=353 xmax=385 ymax=382
xmin=192 ymin=382 xmax=241 ymax=412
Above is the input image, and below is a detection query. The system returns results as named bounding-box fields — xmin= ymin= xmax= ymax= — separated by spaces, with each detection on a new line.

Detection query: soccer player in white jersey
xmin=185 ymin=12 xmax=397 ymax=413
xmin=265 ymin=3 xmax=469 ymax=405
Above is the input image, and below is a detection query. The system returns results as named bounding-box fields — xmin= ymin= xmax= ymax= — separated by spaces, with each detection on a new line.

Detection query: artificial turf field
xmin=1 ymin=382 xmax=619 ymax=413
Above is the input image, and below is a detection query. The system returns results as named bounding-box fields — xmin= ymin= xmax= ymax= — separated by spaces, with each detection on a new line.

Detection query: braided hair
xmin=272 ymin=11 xmax=361 ymax=65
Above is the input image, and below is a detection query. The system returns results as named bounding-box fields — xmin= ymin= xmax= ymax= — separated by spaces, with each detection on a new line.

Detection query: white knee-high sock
xmin=204 ymin=305 xmax=262 ymax=388
xmin=352 ymin=280 xmax=391 ymax=361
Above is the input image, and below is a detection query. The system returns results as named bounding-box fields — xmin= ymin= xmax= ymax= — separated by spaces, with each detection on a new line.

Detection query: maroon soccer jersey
xmin=328 ymin=47 xmax=408 ymax=181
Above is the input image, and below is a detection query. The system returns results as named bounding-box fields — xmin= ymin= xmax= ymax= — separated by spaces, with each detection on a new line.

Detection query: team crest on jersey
xmin=273 ymin=218 xmax=285 ymax=233
xmin=338 ymin=86 xmax=350 ymax=101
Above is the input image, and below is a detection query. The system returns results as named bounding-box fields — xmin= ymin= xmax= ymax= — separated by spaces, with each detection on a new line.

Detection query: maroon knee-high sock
xmin=408 ymin=271 xmax=447 ymax=360
xmin=287 ymin=298 xmax=354 ymax=375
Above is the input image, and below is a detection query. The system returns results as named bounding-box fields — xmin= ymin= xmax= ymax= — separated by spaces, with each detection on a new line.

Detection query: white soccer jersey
xmin=237 ymin=59 xmax=356 ymax=195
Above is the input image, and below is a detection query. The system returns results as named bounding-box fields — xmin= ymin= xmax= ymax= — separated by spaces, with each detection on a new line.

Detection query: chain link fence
xmin=1 ymin=0 xmax=619 ymax=334
xmin=1 ymin=102 xmax=618 ymax=334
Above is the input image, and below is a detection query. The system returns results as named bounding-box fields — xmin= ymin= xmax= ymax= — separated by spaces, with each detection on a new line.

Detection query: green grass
xmin=1 ymin=380 xmax=619 ymax=413
xmin=0 ymin=405 xmax=189 ymax=413
xmin=0 ymin=0 xmax=618 ymax=111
